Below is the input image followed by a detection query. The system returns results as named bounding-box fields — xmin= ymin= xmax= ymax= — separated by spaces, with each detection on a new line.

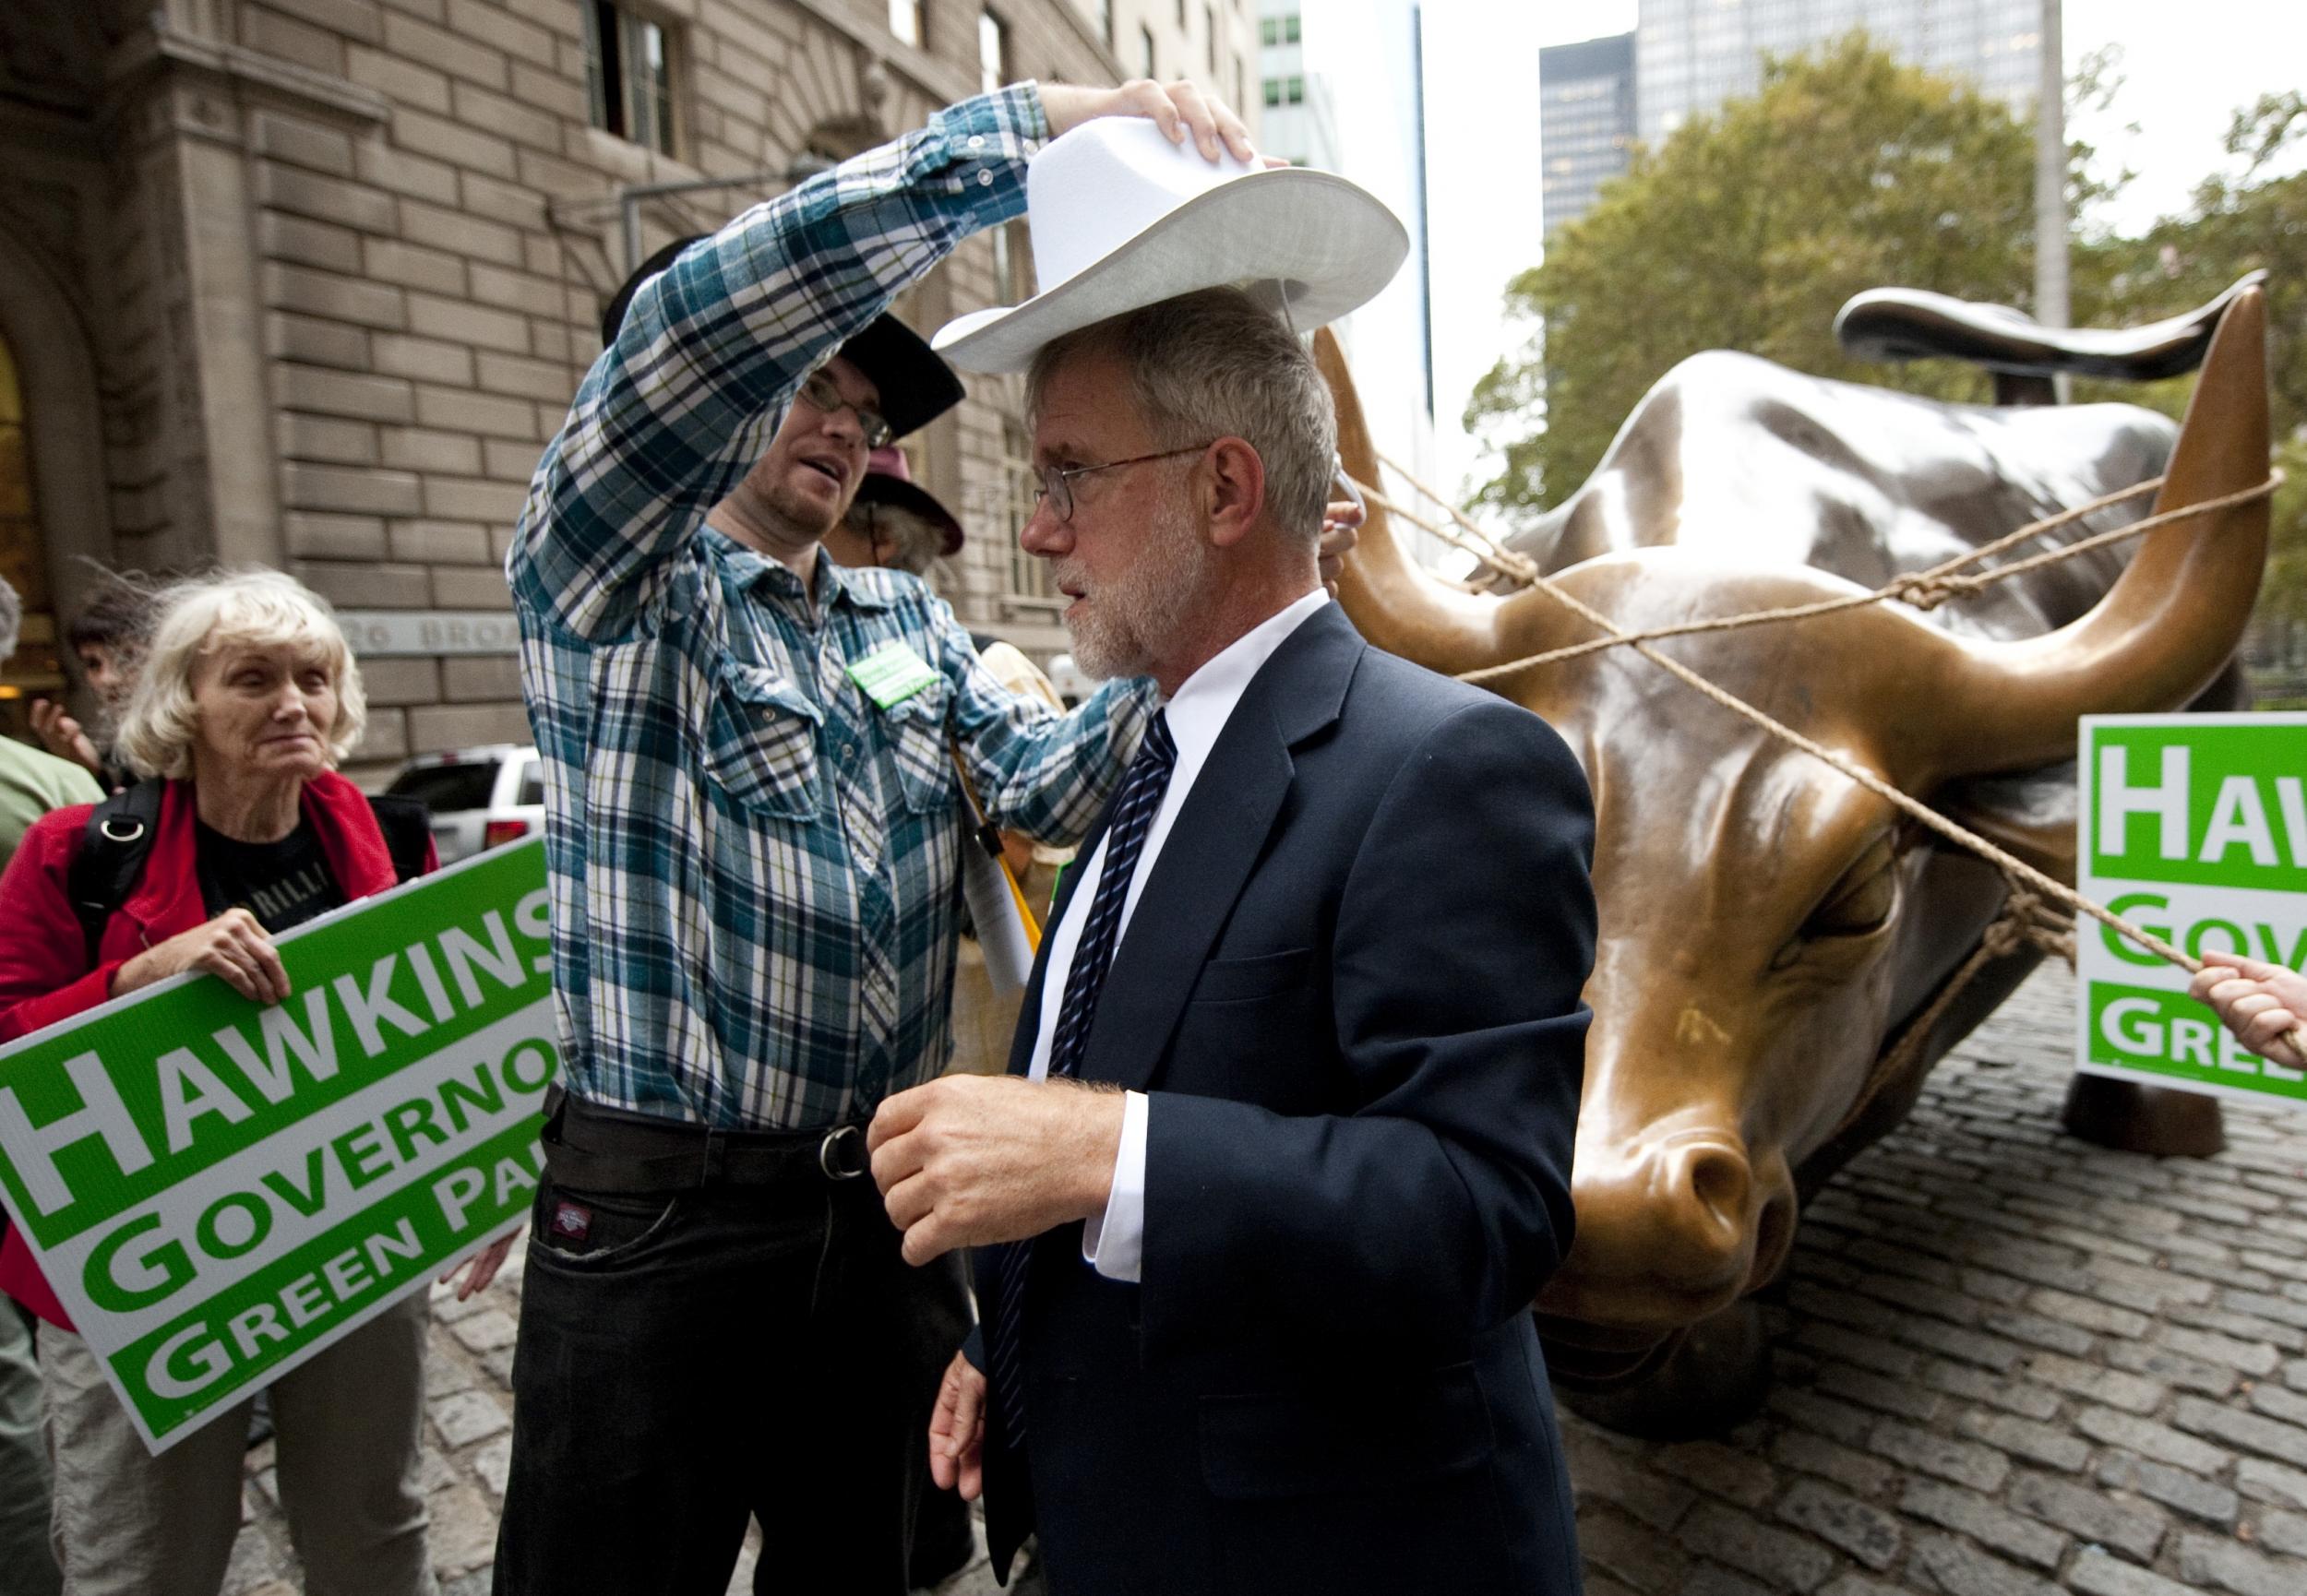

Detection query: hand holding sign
xmin=114 ymin=909 xmax=291 ymax=1006
xmin=2189 ymin=951 xmax=2307 ymax=1068
xmin=0 ymin=840 xmax=555 ymax=1453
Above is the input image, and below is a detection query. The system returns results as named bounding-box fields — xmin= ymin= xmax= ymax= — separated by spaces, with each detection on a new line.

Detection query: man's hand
xmin=114 ymin=909 xmax=290 ymax=1005
xmin=1318 ymin=493 xmax=1365 ymax=598
xmin=2189 ymin=951 xmax=2307 ymax=1067
xmin=1038 ymin=79 xmax=1255 ymax=163
xmin=868 ymin=1074 xmax=1124 ymax=1265
xmin=29 ymin=699 xmax=102 ymax=779
xmin=928 ymin=1350 xmax=987 ymax=1500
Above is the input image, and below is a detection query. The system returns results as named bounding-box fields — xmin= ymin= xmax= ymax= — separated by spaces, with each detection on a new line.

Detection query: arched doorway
xmin=0 ymin=328 xmax=67 ymax=739
xmin=0 ymin=215 xmax=118 ymax=746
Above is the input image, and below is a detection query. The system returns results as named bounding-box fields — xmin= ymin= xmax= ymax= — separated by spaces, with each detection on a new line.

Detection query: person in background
xmin=31 ymin=575 xmax=157 ymax=792
xmin=0 ymin=569 xmax=508 ymax=1596
xmin=0 ymin=578 xmax=105 ymax=859
xmin=0 ymin=574 xmax=98 ymax=1596
xmin=824 ymin=445 xmax=967 ymax=581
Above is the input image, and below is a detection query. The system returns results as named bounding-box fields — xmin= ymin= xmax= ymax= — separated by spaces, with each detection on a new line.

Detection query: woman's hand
xmin=29 ymin=699 xmax=102 ymax=779
xmin=2190 ymin=951 xmax=2307 ymax=1067
xmin=113 ymin=908 xmax=291 ymax=1005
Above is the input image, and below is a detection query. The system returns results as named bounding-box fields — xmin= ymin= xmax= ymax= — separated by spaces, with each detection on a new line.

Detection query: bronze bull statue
xmin=1321 ymin=279 xmax=2272 ymax=1435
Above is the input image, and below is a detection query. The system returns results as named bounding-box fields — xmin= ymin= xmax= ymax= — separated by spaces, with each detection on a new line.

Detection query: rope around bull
xmin=1344 ymin=449 xmax=2293 ymax=1078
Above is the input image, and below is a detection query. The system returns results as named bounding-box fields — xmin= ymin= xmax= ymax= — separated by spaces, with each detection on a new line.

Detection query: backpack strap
xmin=65 ymin=784 xmax=430 ymax=967
xmin=366 ymin=794 xmax=433 ymax=885
xmin=66 ymin=779 xmax=167 ymax=969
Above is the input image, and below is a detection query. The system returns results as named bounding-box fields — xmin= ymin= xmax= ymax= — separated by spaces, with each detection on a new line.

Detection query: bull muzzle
xmin=1539 ymin=1127 xmax=1799 ymax=1361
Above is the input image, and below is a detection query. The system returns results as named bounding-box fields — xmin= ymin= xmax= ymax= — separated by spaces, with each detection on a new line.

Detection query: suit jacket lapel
xmin=1078 ymin=604 xmax=1364 ymax=1094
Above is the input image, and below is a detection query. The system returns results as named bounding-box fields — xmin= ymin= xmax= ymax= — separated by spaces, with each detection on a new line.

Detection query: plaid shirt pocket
xmin=706 ymin=662 xmax=824 ymax=821
xmin=877 ymin=680 xmax=955 ymax=814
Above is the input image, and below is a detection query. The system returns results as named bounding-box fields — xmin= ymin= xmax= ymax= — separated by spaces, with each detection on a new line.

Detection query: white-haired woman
xmin=0 ymin=570 xmax=504 ymax=1596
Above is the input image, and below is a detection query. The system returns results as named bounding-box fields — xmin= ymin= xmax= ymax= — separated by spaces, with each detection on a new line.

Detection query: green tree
xmin=1466 ymin=36 xmax=2074 ymax=520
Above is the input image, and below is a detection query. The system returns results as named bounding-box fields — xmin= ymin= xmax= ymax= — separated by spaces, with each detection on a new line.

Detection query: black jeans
xmin=492 ymin=1171 xmax=971 ymax=1596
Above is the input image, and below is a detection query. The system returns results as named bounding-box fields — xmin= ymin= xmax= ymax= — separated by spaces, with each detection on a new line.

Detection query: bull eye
xmin=1802 ymin=835 xmax=1898 ymax=940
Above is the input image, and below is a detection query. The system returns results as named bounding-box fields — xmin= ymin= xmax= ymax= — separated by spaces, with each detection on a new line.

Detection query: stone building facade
xmin=0 ymin=0 xmax=1253 ymax=781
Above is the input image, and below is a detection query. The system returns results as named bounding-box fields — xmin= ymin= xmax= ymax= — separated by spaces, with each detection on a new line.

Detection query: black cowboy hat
xmin=600 ymin=235 xmax=965 ymax=439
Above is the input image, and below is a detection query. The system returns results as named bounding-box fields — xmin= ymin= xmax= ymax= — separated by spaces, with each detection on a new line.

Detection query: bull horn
xmin=1315 ymin=330 xmax=1584 ymax=676
xmin=1927 ymin=285 xmax=2271 ymax=779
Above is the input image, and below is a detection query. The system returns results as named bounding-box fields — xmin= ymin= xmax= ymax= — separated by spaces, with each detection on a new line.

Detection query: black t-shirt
xmin=196 ymin=820 xmax=348 ymax=934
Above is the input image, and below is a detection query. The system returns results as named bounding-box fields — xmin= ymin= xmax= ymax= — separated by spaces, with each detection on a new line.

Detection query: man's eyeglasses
xmin=1032 ymin=444 xmax=1214 ymax=524
xmin=795 ymin=370 xmax=892 ymax=449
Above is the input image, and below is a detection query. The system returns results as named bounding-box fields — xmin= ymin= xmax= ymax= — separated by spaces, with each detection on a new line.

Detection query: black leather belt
xmin=539 ymin=1083 xmax=872 ymax=1195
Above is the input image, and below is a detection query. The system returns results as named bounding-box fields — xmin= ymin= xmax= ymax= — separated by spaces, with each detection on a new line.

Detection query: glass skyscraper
xmin=1540 ymin=32 xmax=1639 ymax=237
xmin=1636 ymin=0 xmax=2045 ymax=145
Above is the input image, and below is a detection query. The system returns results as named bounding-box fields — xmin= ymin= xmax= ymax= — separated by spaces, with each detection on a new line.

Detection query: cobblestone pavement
xmin=225 ymin=964 xmax=2307 ymax=1594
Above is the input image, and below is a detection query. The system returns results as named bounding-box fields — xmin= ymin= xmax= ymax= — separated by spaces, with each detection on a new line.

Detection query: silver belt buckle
xmin=819 ymin=1124 xmax=867 ymax=1181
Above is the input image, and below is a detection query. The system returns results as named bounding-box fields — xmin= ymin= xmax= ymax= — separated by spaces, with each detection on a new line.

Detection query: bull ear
xmin=1315 ymin=330 xmax=1584 ymax=677
xmin=1923 ymin=286 xmax=2270 ymax=781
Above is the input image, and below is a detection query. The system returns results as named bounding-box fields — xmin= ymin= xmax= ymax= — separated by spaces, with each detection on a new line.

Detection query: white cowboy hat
xmin=931 ymin=119 xmax=1409 ymax=374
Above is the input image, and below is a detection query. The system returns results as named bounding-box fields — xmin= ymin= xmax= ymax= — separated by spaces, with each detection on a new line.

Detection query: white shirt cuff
xmin=1082 ymin=1089 xmax=1148 ymax=1282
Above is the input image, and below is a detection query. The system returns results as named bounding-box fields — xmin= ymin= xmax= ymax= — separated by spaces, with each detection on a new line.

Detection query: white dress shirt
xmin=1029 ymin=588 xmax=1332 ymax=1282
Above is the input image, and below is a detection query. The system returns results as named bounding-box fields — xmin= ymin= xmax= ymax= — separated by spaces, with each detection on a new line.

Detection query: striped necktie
xmin=988 ymin=709 xmax=1177 ymax=1443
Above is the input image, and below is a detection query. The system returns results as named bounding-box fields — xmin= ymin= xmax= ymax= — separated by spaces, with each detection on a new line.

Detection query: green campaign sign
xmin=0 ymin=838 xmax=554 ymax=1453
xmin=2077 ymin=714 xmax=2307 ymax=1107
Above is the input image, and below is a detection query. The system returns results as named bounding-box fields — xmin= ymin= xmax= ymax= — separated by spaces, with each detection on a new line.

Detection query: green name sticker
xmin=847 ymin=641 xmax=939 ymax=709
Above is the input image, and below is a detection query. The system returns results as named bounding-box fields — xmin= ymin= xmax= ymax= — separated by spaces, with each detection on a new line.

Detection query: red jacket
xmin=0 ymin=773 xmax=429 ymax=1327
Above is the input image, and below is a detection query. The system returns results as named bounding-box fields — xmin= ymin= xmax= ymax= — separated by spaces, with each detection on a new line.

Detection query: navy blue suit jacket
xmin=972 ymin=603 xmax=1596 ymax=1595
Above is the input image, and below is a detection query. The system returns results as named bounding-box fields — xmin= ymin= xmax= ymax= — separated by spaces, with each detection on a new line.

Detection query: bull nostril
xmin=1684 ymin=1143 xmax=1751 ymax=1228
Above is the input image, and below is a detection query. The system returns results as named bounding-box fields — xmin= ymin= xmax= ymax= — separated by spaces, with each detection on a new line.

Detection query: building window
xmin=888 ymin=0 xmax=924 ymax=47
xmin=978 ymin=9 xmax=1008 ymax=94
xmin=1262 ymin=77 xmax=1280 ymax=107
xmin=1260 ymin=17 xmax=1278 ymax=45
xmin=1285 ymin=74 xmax=1303 ymax=104
xmin=1285 ymin=13 xmax=1300 ymax=42
xmin=1177 ymin=0 xmax=1188 ymax=26
xmin=1141 ymin=24 xmax=1156 ymax=78
xmin=581 ymin=2 xmax=679 ymax=155
xmin=1098 ymin=0 xmax=1113 ymax=47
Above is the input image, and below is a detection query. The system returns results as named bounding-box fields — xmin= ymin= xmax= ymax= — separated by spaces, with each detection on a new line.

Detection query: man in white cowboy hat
xmin=499 ymin=77 xmax=1270 ymax=1596
xmin=865 ymin=124 xmax=1598 ymax=1593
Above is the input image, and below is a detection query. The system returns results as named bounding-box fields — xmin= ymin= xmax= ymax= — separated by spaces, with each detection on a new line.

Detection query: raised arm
xmin=508 ymin=89 xmax=1046 ymax=642
xmin=509 ymin=79 xmax=1258 ymax=646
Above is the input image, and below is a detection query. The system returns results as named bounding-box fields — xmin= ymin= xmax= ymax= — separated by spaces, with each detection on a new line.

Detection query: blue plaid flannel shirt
xmin=508 ymin=86 xmax=1152 ymax=1129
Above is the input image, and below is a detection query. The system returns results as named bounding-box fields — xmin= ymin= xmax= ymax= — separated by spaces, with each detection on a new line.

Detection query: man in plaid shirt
xmin=496 ymin=78 xmax=1258 ymax=1596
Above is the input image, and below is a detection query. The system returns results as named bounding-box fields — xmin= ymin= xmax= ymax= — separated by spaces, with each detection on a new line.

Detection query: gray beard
xmin=1064 ymin=499 xmax=1211 ymax=681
